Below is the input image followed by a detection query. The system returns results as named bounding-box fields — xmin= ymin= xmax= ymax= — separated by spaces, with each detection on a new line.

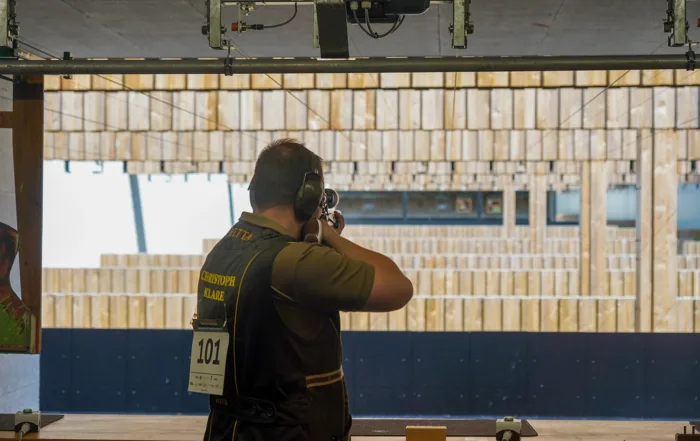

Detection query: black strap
xmin=213 ymin=395 xmax=282 ymax=424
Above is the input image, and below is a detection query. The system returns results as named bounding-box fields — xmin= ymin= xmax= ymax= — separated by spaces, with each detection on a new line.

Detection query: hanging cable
xmin=351 ymin=7 xmax=404 ymax=39
xmin=261 ymin=3 xmax=298 ymax=29
xmin=364 ymin=12 xmax=404 ymax=39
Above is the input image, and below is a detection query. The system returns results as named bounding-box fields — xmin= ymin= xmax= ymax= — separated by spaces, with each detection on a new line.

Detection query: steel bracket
xmin=664 ymin=0 xmax=689 ymax=47
xmin=206 ymin=0 xmax=225 ymax=49
xmin=450 ymin=0 xmax=473 ymax=49
xmin=315 ymin=0 xmax=349 ymax=58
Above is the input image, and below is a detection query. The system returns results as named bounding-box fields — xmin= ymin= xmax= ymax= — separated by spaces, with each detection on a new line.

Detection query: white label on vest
xmin=188 ymin=330 xmax=230 ymax=395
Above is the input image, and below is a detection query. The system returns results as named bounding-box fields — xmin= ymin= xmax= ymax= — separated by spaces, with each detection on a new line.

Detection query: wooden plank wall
xmin=38 ymin=226 xmax=700 ymax=333
xmin=41 ymin=70 xmax=700 ymax=191
xmin=39 ymin=70 xmax=700 ymax=332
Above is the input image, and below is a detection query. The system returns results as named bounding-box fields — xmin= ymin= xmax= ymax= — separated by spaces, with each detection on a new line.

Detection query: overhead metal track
xmin=0 ymin=55 xmax=694 ymax=75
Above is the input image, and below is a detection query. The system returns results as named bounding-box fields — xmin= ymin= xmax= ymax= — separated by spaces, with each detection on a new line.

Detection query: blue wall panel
xmin=40 ymin=330 xmax=700 ymax=419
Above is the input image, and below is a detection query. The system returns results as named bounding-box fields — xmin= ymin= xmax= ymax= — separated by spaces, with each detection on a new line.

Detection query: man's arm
xmin=320 ymin=221 xmax=413 ymax=312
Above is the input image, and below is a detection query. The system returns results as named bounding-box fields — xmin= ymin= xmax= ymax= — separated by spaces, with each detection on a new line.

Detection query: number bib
xmin=188 ymin=330 xmax=229 ymax=395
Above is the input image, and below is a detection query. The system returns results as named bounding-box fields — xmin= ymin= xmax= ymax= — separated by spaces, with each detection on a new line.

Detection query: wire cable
xmin=260 ymin=3 xmax=298 ymax=29
xmin=364 ymin=13 xmax=404 ymax=39
xmin=351 ymin=9 xmax=403 ymax=39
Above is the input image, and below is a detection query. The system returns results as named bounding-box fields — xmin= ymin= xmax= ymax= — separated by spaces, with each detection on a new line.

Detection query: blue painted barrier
xmin=40 ymin=330 xmax=700 ymax=419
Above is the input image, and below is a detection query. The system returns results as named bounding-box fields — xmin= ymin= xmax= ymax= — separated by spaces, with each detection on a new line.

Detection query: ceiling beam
xmin=0 ymin=54 xmax=694 ymax=75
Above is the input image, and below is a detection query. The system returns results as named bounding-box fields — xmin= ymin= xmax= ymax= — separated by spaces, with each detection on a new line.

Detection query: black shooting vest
xmin=198 ymin=219 xmax=351 ymax=441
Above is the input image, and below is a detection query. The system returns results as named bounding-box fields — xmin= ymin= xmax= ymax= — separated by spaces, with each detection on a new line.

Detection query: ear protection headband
xmin=293 ymin=172 xmax=324 ymax=222
xmin=247 ymin=171 xmax=323 ymax=222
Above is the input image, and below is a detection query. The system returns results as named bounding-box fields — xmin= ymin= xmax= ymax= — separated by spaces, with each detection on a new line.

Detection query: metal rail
xmin=0 ymin=54 xmax=691 ymax=75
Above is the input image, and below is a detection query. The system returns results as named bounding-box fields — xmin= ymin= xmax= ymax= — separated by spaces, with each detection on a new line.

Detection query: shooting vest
xmin=198 ymin=219 xmax=351 ymax=441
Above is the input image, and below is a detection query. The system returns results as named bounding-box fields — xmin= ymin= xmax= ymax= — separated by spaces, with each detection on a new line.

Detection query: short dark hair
xmin=249 ymin=139 xmax=323 ymax=211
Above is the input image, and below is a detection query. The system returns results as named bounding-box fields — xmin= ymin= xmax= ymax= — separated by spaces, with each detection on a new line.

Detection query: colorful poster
xmin=485 ymin=194 xmax=503 ymax=215
xmin=0 ymin=221 xmax=30 ymax=351
xmin=455 ymin=196 xmax=474 ymax=214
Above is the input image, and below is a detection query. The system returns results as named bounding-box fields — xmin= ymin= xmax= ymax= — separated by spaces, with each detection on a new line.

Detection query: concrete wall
xmin=0 ymin=78 xmax=40 ymax=413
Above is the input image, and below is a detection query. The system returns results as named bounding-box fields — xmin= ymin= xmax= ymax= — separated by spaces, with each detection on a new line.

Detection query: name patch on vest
xmin=203 ymin=287 xmax=225 ymax=302
xmin=201 ymin=271 xmax=236 ymax=287
xmin=227 ymin=227 xmax=253 ymax=241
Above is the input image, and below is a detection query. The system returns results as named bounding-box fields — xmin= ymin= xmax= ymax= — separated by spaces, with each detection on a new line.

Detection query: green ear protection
xmin=293 ymin=172 xmax=324 ymax=222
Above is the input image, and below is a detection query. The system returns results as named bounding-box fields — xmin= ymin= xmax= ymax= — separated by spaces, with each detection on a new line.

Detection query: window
xmin=338 ymin=192 xmax=404 ymax=219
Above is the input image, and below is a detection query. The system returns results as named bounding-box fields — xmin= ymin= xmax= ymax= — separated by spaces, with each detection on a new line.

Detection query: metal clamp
xmin=223 ymin=43 xmax=234 ymax=76
xmin=62 ymin=51 xmax=72 ymax=80
xmin=686 ymin=43 xmax=696 ymax=71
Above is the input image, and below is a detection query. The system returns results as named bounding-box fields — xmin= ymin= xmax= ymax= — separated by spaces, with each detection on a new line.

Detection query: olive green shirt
xmin=240 ymin=212 xmax=375 ymax=339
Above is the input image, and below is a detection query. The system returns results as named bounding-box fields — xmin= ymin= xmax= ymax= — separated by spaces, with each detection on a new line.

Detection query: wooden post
xmin=502 ymin=176 xmax=516 ymax=253
xmin=579 ymin=161 xmax=597 ymax=331
xmin=11 ymin=75 xmax=44 ymax=353
xmin=653 ymin=130 xmax=678 ymax=331
xmin=636 ymin=130 xmax=653 ymax=332
xmin=590 ymin=161 xmax=612 ymax=331
xmin=636 ymin=129 xmax=679 ymax=332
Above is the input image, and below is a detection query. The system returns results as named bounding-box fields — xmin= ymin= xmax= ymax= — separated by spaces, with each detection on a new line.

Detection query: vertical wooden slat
xmin=606 ymin=88 xmax=630 ymax=128
xmin=71 ymin=269 xmax=90 ymax=329
xmin=376 ymin=90 xmax=399 ymax=130
xmin=148 ymin=270 xmax=166 ymax=329
xmin=195 ymin=91 xmax=219 ymax=131
xmin=652 ymin=130 xmax=679 ymax=331
xmin=536 ymin=89 xmax=559 ymax=129
xmin=592 ymin=162 xmax=614 ymax=331
xmin=444 ymin=270 xmax=463 ymax=331
xmin=462 ymin=265 xmax=482 ymax=331
xmin=240 ymin=91 xmax=263 ymax=130
xmin=579 ymin=161 xmax=597 ymax=332
xmin=427 ymin=270 xmax=445 ymax=331
xmin=630 ymin=89 xmax=653 ymax=128
xmin=582 ymin=88 xmax=606 ymax=129
xmin=43 ymin=269 xmax=58 ymax=328
xmin=165 ymin=270 xmax=183 ymax=329
xmin=483 ymin=257 xmax=502 ymax=331
xmin=513 ymin=89 xmax=536 ymax=130
xmin=84 ymin=92 xmax=106 ymax=131
xmin=128 ymin=269 xmax=146 ymax=328
xmin=353 ymin=90 xmax=376 ymax=130
xmin=491 ymin=89 xmax=513 ymax=130
xmin=540 ymin=261 xmax=558 ymax=331
xmin=307 ymin=90 xmax=330 ymax=131
xmin=467 ymin=90 xmax=490 ymax=129
xmin=422 ymin=89 xmax=444 ymax=130
xmin=444 ymin=89 xmax=467 ymax=130
xmin=636 ymin=129 xmax=653 ymax=332
xmin=110 ymin=269 xmax=128 ymax=329
xmin=93 ymin=269 xmax=111 ymax=329
xmin=262 ymin=91 xmax=286 ymax=130
xmin=653 ymin=87 xmax=677 ymax=129
xmin=128 ymin=92 xmax=151 ymax=131
xmin=559 ymin=88 xmax=582 ymax=129
xmin=329 ymin=90 xmax=352 ymax=130
xmin=149 ymin=91 xmax=174 ymax=131
xmin=399 ymin=89 xmax=421 ymax=130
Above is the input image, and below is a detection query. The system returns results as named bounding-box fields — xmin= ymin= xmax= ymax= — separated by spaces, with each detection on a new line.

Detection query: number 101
xmin=197 ymin=337 xmax=221 ymax=365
